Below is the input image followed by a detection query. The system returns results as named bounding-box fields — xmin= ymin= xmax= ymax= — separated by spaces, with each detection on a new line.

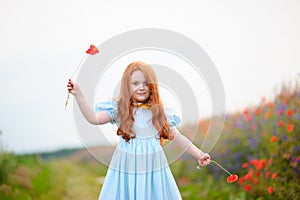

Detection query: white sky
xmin=0 ymin=0 xmax=299 ymax=154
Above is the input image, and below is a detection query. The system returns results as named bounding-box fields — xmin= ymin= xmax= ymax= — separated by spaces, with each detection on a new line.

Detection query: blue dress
xmin=95 ymin=101 xmax=182 ymax=200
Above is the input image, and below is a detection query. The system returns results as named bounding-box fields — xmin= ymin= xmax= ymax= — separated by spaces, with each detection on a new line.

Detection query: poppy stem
xmin=65 ymin=54 xmax=88 ymax=109
xmin=65 ymin=90 xmax=70 ymax=109
xmin=70 ymin=54 xmax=88 ymax=79
xmin=211 ymin=160 xmax=232 ymax=176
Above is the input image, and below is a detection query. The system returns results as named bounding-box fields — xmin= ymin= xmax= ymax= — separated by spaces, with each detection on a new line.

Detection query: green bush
xmin=0 ymin=152 xmax=17 ymax=184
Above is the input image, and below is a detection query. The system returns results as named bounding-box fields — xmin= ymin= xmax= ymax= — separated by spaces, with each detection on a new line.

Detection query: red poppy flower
xmin=271 ymin=172 xmax=277 ymax=179
xmin=268 ymin=186 xmax=273 ymax=194
xmin=267 ymin=102 xmax=275 ymax=108
xmin=244 ymin=172 xmax=253 ymax=181
xmin=179 ymin=176 xmax=190 ymax=184
xmin=256 ymin=159 xmax=266 ymax=170
xmin=278 ymin=109 xmax=283 ymax=116
xmin=264 ymin=112 xmax=269 ymax=119
xmin=256 ymin=171 xmax=261 ymax=177
xmin=227 ymin=174 xmax=238 ymax=183
xmin=270 ymin=136 xmax=277 ymax=142
xmin=254 ymin=108 xmax=261 ymax=116
xmin=245 ymin=115 xmax=252 ymax=122
xmin=253 ymin=178 xmax=259 ymax=184
xmin=250 ymin=159 xmax=259 ymax=166
xmin=244 ymin=184 xmax=251 ymax=192
xmin=286 ymin=124 xmax=294 ymax=132
xmin=241 ymin=162 xmax=248 ymax=168
xmin=238 ymin=177 xmax=244 ymax=185
xmin=286 ymin=109 xmax=293 ymax=117
xmin=278 ymin=120 xmax=284 ymax=127
xmin=198 ymin=120 xmax=204 ymax=126
xmin=86 ymin=44 xmax=99 ymax=55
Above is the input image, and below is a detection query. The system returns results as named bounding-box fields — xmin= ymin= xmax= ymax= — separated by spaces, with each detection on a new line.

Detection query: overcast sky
xmin=0 ymin=0 xmax=299 ymax=154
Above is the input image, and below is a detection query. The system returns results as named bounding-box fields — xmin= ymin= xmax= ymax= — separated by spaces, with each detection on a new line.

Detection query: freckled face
xmin=130 ymin=70 xmax=150 ymax=102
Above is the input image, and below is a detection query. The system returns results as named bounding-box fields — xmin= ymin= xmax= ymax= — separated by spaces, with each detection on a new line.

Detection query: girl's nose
xmin=138 ymin=85 xmax=145 ymax=90
xmin=138 ymin=83 xmax=146 ymax=90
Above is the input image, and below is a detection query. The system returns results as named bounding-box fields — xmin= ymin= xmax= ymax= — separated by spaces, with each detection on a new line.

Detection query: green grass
xmin=0 ymin=154 xmax=108 ymax=200
xmin=37 ymin=159 xmax=107 ymax=200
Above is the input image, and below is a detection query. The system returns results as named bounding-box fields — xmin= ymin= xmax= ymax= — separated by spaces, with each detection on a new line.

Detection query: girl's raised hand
xmin=67 ymin=79 xmax=78 ymax=96
xmin=198 ymin=153 xmax=211 ymax=167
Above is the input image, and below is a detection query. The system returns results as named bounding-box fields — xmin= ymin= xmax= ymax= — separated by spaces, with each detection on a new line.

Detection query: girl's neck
xmin=132 ymin=101 xmax=151 ymax=109
xmin=132 ymin=101 xmax=149 ymax=105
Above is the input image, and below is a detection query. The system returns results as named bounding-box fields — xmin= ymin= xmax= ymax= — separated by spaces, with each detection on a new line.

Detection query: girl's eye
xmin=132 ymin=82 xmax=148 ymax=87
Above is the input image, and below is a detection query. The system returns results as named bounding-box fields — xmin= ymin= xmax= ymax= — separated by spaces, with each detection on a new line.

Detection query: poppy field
xmin=173 ymin=80 xmax=300 ymax=199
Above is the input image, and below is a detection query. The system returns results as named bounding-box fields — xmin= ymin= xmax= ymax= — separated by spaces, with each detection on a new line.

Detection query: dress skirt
xmin=98 ymin=136 xmax=182 ymax=200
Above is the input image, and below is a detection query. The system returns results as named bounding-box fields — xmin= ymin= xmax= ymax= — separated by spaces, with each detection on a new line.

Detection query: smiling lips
xmin=134 ymin=92 xmax=149 ymax=101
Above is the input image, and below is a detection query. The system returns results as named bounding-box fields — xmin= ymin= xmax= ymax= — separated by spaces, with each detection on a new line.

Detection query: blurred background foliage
xmin=1 ymin=79 xmax=300 ymax=200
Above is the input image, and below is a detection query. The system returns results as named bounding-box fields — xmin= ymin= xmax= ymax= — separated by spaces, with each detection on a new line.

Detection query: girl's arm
xmin=170 ymin=128 xmax=211 ymax=166
xmin=67 ymin=79 xmax=111 ymax=125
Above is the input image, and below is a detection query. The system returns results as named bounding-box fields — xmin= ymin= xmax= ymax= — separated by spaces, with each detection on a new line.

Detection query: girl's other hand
xmin=67 ymin=79 xmax=78 ymax=95
xmin=198 ymin=153 xmax=211 ymax=167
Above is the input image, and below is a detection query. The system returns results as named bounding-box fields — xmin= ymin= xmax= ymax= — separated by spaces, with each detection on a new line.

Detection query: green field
xmin=0 ymin=151 xmax=108 ymax=200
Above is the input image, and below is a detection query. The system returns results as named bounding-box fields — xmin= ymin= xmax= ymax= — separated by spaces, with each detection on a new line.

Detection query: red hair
xmin=116 ymin=61 xmax=172 ymax=144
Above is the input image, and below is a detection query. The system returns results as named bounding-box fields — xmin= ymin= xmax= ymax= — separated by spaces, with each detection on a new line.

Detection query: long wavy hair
xmin=116 ymin=61 xmax=172 ymax=144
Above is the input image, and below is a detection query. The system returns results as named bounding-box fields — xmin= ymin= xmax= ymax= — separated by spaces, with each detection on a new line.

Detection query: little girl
xmin=67 ymin=61 xmax=211 ymax=200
